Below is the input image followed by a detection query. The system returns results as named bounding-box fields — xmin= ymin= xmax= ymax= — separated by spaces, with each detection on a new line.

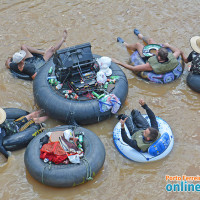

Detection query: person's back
xmin=148 ymin=48 xmax=179 ymax=74
xmin=113 ymin=29 xmax=181 ymax=74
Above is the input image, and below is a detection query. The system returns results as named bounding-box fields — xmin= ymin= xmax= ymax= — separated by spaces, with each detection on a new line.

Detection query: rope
xmin=41 ymin=162 xmax=52 ymax=184
xmin=82 ymin=157 xmax=93 ymax=181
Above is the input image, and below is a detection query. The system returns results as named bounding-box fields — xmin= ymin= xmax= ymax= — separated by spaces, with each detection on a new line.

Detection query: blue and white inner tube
xmin=130 ymin=48 xmax=184 ymax=84
xmin=113 ymin=115 xmax=174 ymax=162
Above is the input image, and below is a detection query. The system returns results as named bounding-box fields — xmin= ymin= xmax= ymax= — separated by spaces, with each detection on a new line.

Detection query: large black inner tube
xmin=33 ymin=54 xmax=128 ymax=125
xmin=24 ymin=125 xmax=106 ymax=187
xmin=186 ymin=72 xmax=200 ymax=93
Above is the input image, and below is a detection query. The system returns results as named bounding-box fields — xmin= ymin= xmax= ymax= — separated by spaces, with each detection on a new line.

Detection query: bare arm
xmin=112 ymin=58 xmax=153 ymax=72
xmin=139 ymin=99 xmax=158 ymax=130
xmin=120 ymin=118 xmax=141 ymax=151
xmin=31 ymin=72 xmax=37 ymax=80
xmin=5 ymin=58 xmax=11 ymax=69
xmin=162 ymin=43 xmax=181 ymax=59
xmin=180 ymin=51 xmax=189 ymax=63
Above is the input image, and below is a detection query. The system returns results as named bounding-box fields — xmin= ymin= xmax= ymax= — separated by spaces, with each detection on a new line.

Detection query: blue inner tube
xmin=2 ymin=108 xmax=42 ymax=151
xmin=33 ymin=53 xmax=128 ymax=125
xmin=113 ymin=115 xmax=174 ymax=162
xmin=10 ymin=53 xmax=46 ymax=81
xmin=186 ymin=72 xmax=200 ymax=93
xmin=24 ymin=125 xmax=106 ymax=187
xmin=130 ymin=48 xmax=184 ymax=84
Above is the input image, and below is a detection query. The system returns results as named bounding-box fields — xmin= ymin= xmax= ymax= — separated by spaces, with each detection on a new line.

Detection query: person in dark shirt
xmin=181 ymin=36 xmax=200 ymax=74
xmin=0 ymin=108 xmax=48 ymax=158
xmin=5 ymin=30 xmax=67 ymax=80
xmin=118 ymin=99 xmax=160 ymax=152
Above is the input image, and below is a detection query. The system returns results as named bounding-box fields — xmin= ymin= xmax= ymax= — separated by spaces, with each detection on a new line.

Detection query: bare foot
xmin=63 ymin=29 xmax=67 ymax=42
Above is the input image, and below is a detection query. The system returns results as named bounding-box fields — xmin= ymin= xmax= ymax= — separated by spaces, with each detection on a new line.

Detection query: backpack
xmin=0 ymin=120 xmax=18 ymax=136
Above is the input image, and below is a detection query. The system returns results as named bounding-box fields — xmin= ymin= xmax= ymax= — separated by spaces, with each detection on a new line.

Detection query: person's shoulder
xmin=9 ymin=61 xmax=17 ymax=69
xmin=24 ymin=62 xmax=35 ymax=68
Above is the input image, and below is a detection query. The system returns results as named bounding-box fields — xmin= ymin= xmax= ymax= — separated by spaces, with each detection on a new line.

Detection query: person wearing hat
xmin=0 ymin=108 xmax=48 ymax=158
xmin=112 ymin=29 xmax=181 ymax=74
xmin=5 ymin=29 xmax=68 ymax=80
xmin=181 ymin=36 xmax=200 ymax=75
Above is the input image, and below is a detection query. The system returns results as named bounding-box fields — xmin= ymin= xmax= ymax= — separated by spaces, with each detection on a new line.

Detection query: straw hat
xmin=190 ymin=36 xmax=200 ymax=54
xmin=0 ymin=108 xmax=6 ymax=124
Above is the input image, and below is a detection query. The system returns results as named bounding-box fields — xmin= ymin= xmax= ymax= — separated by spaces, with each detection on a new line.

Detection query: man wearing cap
xmin=181 ymin=36 xmax=200 ymax=75
xmin=112 ymin=29 xmax=181 ymax=74
xmin=0 ymin=108 xmax=48 ymax=158
xmin=5 ymin=30 xmax=67 ymax=80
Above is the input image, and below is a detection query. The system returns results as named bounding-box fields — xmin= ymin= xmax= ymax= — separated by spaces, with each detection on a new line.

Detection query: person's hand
xmin=5 ymin=57 xmax=11 ymax=68
xmin=120 ymin=117 xmax=128 ymax=129
xmin=112 ymin=58 xmax=120 ymax=64
xmin=139 ymin=99 xmax=145 ymax=106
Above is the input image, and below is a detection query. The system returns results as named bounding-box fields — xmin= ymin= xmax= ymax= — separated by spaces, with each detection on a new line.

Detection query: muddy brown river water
xmin=0 ymin=0 xmax=200 ymax=199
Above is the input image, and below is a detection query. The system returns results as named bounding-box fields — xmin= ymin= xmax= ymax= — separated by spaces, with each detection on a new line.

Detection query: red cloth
xmin=40 ymin=142 xmax=68 ymax=164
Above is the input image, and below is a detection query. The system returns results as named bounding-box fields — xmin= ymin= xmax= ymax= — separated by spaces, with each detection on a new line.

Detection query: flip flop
xmin=133 ymin=29 xmax=140 ymax=36
xmin=117 ymin=37 xmax=124 ymax=44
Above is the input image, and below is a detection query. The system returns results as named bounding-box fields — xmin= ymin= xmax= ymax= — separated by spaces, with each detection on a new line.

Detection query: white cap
xmin=12 ymin=50 xmax=26 ymax=63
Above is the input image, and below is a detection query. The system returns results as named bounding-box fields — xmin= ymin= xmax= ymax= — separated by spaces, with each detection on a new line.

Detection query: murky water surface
xmin=0 ymin=0 xmax=200 ymax=199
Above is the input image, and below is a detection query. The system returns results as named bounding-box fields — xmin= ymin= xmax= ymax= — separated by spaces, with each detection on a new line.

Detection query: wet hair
xmin=158 ymin=47 xmax=168 ymax=61
xmin=148 ymin=127 xmax=159 ymax=141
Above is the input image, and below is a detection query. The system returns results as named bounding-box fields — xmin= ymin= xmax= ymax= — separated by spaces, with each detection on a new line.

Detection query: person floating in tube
xmin=5 ymin=30 xmax=67 ymax=80
xmin=0 ymin=108 xmax=48 ymax=158
xmin=118 ymin=99 xmax=160 ymax=152
xmin=180 ymin=36 xmax=200 ymax=74
xmin=112 ymin=29 xmax=182 ymax=74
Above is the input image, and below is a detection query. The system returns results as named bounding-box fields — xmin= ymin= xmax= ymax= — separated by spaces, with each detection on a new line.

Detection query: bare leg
xmin=124 ymin=42 xmax=145 ymax=57
xmin=25 ymin=110 xmax=43 ymax=121
xmin=43 ymin=29 xmax=67 ymax=61
xmin=33 ymin=116 xmax=48 ymax=124
xmin=137 ymin=33 xmax=156 ymax=44
xmin=21 ymin=45 xmax=45 ymax=59
xmin=25 ymin=110 xmax=48 ymax=124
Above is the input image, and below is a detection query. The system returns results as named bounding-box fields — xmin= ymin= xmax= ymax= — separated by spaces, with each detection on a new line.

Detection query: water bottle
xmin=49 ymin=78 xmax=55 ymax=85
xmin=48 ymin=67 xmax=53 ymax=76
xmin=72 ymin=93 xmax=79 ymax=100
xmin=63 ymin=90 xmax=73 ymax=94
xmin=78 ymin=135 xmax=83 ymax=144
xmin=110 ymin=76 xmax=119 ymax=80
xmin=44 ymin=158 xmax=49 ymax=163
xmin=108 ymin=79 xmax=116 ymax=84
xmin=92 ymin=91 xmax=100 ymax=98
xmin=104 ymin=82 xmax=108 ymax=89
xmin=56 ymin=83 xmax=63 ymax=90
xmin=47 ymin=76 xmax=57 ymax=80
